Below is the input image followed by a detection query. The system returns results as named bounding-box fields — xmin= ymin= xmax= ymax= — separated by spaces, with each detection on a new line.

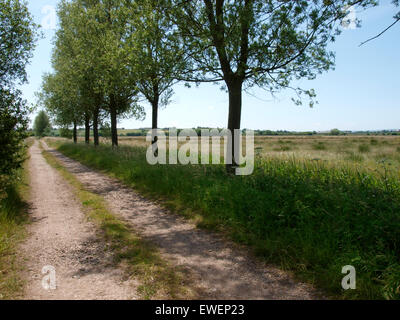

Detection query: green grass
xmin=370 ymin=138 xmax=379 ymax=146
xmin=0 ymin=151 xmax=31 ymax=300
xmin=312 ymin=142 xmax=327 ymax=151
xmin=41 ymin=144 xmax=196 ymax=300
xmin=345 ymin=152 xmax=364 ymax=162
xmin=358 ymin=144 xmax=371 ymax=153
xmin=273 ymin=145 xmax=292 ymax=152
xmin=48 ymin=140 xmax=400 ymax=300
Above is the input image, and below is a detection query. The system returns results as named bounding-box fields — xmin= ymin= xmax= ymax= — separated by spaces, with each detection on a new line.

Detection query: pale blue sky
xmin=21 ymin=0 xmax=399 ymax=131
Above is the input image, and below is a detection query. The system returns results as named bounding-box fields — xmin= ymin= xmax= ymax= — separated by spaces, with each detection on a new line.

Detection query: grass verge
xmin=0 ymin=141 xmax=32 ymax=300
xmin=40 ymin=142 xmax=196 ymax=299
xmin=47 ymin=140 xmax=400 ymax=300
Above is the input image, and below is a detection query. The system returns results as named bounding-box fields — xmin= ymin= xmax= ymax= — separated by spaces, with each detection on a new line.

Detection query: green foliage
xmin=59 ymin=127 xmax=73 ymax=139
xmin=274 ymin=144 xmax=292 ymax=152
xmin=40 ymin=0 xmax=378 ymax=150
xmin=126 ymin=131 xmax=146 ymax=137
xmin=312 ymin=142 xmax=327 ymax=151
xmin=0 ymin=89 xmax=29 ymax=193
xmin=128 ymin=0 xmax=185 ymax=113
xmin=370 ymin=138 xmax=379 ymax=145
xmin=99 ymin=123 xmax=112 ymax=139
xmin=171 ymin=0 xmax=376 ymax=105
xmin=256 ymin=130 xmax=317 ymax=136
xmin=330 ymin=128 xmax=342 ymax=136
xmin=0 ymin=0 xmax=37 ymax=193
xmin=38 ymin=72 xmax=82 ymax=130
xmin=0 ymin=0 xmax=39 ymax=87
xmin=39 ymin=0 xmax=146 ymax=145
xmin=33 ymin=110 xmax=51 ymax=137
xmin=55 ymin=141 xmax=400 ymax=299
xmin=0 ymin=155 xmax=29 ymax=299
xmin=358 ymin=144 xmax=371 ymax=153
xmin=345 ymin=151 xmax=364 ymax=162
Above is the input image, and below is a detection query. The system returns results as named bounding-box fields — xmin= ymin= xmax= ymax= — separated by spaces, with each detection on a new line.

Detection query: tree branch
xmin=359 ymin=16 xmax=400 ymax=46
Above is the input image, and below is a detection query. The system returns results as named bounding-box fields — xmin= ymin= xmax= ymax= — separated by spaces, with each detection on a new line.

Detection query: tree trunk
xmin=93 ymin=107 xmax=100 ymax=147
xmin=226 ymin=79 xmax=243 ymax=173
xmin=110 ymin=94 xmax=118 ymax=148
xmin=73 ymin=121 xmax=77 ymax=144
xmin=152 ymin=98 xmax=159 ymax=156
xmin=84 ymin=113 xmax=90 ymax=144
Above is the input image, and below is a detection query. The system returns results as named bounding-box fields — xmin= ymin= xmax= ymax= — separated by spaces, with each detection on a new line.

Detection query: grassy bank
xmin=0 ymin=142 xmax=31 ymax=300
xmin=41 ymin=143 xmax=196 ymax=299
xmin=48 ymin=140 xmax=400 ymax=300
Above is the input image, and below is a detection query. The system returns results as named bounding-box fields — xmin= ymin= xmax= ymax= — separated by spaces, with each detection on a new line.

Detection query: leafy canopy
xmin=170 ymin=0 xmax=377 ymax=105
xmin=0 ymin=0 xmax=39 ymax=88
xmin=127 ymin=0 xmax=187 ymax=109
xmin=0 ymin=89 xmax=30 ymax=190
xmin=0 ymin=0 xmax=38 ymax=193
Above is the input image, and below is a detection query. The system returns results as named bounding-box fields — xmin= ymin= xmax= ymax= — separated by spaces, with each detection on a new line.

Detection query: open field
xmin=101 ymin=135 xmax=400 ymax=176
xmin=46 ymin=135 xmax=400 ymax=299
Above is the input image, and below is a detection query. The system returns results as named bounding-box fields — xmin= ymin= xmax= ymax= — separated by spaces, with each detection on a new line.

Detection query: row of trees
xmin=39 ymin=0 xmax=378 ymax=170
xmin=0 ymin=0 xmax=38 ymax=194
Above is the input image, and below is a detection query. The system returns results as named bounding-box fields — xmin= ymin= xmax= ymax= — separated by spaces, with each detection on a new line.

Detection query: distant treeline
xmin=254 ymin=129 xmax=400 ymax=136
xmin=117 ymin=128 xmax=400 ymax=137
xmin=37 ymin=128 xmax=400 ymax=138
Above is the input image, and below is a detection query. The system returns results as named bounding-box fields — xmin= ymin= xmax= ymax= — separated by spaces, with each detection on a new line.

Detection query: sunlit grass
xmin=47 ymin=136 xmax=400 ymax=300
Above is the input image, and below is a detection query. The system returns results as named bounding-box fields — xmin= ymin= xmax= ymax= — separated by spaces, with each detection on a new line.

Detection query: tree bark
xmin=226 ymin=79 xmax=243 ymax=173
xmin=73 ymin=121 xmax=77 ymax=144
xmin=110 ymin=94 xmax=118 ymax=148
xmin=152 ymin=97 xmax=159 ymax=156
xmin=84 ymin=113 xmax=90 ymax=144
xmin=93 ymin=107 xmax=100 ymax=147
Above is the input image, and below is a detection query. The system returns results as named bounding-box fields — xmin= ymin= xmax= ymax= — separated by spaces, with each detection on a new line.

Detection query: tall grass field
xmin=48 ymin=136 xmax=400 ymax=300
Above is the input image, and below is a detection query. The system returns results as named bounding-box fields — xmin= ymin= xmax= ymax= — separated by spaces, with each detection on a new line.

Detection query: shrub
xmin=0 ymin=89 xmax=29 ymax=194
xmin=330 ymin=128 xmax=341 ymax=136
xmin=59 ymin=127 xmax=72 ymax=139
xmin=358 ymin=144 xmax=370 ymax=153
xmin=312 ymin=142 xmax=326 ymax=150
xmin=99 ymin=123 xmax=112 ymax=139
xmin=370 ymin=138 xmax=379 ymax=145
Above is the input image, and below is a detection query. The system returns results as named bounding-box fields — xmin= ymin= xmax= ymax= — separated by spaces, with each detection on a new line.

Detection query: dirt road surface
xmin=41 ymin=142 xmax=320 ymax=300
xmin=20 ymin=141 xmax=138 ymax=300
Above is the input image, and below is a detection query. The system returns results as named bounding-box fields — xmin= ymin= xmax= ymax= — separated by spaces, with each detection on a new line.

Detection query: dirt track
xmin=36 ymin=141 xmax=320 ymax=300
xmin=20 ymin=141 xmax=138 ymax=300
